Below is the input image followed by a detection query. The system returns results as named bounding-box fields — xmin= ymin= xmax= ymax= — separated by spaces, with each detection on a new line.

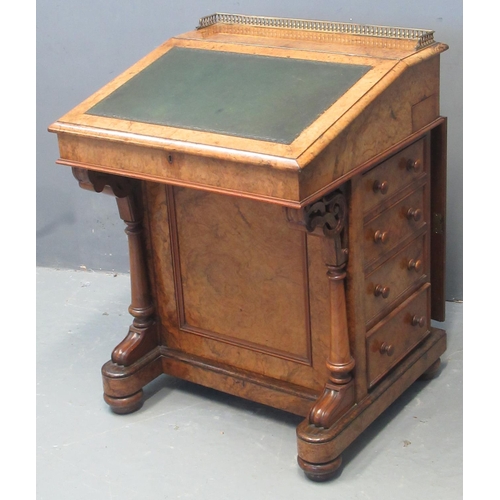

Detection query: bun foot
xmin=419 ymin=358 xmax=442 ymax=381
xmin=104 ymin=389 xmax=143 ymax=414
xmin=297 ymin=455 xmax=342 ymax=482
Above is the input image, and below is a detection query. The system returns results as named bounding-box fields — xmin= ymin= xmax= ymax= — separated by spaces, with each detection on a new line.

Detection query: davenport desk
xmin=49 ymin=14 xmax=448 ymax=481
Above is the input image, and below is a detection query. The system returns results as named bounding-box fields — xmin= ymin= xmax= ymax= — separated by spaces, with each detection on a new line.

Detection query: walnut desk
xmin=49 ymin=14 xmax=448 ymax=481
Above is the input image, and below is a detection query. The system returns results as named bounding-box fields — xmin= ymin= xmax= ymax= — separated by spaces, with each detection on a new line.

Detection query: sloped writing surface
xmin=87 ymin=47 xmax=371 ymax=144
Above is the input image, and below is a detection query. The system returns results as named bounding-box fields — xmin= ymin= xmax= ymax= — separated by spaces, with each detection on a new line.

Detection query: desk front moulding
xmin=49 ymin=13 xmax=448 ymax=481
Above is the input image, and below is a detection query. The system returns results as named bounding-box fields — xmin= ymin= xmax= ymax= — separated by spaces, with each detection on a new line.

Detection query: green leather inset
xmin=87 ymin=47 xmax=371 ymax=144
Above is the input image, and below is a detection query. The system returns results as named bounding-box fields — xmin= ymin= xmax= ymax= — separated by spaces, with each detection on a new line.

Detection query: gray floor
xmin=37 ymin=267 xmax=462 ymax=499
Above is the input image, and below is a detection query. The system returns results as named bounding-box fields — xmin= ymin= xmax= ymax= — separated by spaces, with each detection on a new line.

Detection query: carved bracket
xmin=304 ymin=190 xmax=348 ymax=266
xmin=72 ymin=167 xmax=134 ymax=198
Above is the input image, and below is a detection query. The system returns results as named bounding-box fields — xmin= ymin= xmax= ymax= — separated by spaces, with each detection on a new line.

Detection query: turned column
xmin=72 ymin=167 xmax=158 ymax=413
xmin=73 ymin=167 xmax=157 ymax=366
xmin=304 ymin=190 xmax=355 ymax=428
xmin=111 ymin=194 xmax=157 ymax=366
xmin=297 ymin=189 xmax=355 ymax=481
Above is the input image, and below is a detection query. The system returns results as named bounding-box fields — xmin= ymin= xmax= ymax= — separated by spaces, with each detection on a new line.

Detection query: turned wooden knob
xmin=407 ymin=158 xmax=422 ymax=172
xmin=407 ymin=259 xmax=423 ymax=272
xmin=380 ymin=342 xmax=394 ymax=356
xmin=374 ymin=285 xmax=390 ymax=298
xmin=373 ymin=180 xmax=389 ymax=194
xmin=374 ymin=230 xmax=389 ymax=244
xmin=411 ymin=315 xmax=426 ymax=327
xmin=407 ymin=208 xmax=422 ymax=222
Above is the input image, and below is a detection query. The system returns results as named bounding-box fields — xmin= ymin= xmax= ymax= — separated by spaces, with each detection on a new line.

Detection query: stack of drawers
xmin=361 ymin=137 xmax=431 ymax=388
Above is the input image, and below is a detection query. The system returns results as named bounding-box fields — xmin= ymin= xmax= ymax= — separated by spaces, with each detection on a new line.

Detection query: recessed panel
xmin=173 ymin=188 xmax=311 ymax=363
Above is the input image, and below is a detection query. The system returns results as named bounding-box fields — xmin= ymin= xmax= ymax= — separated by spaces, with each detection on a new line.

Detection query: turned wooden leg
xmin=111 ymin=194 xmax=157 ymax=367
xmin=298 ymin=190 xmax=355 ymax=480
xmin=419 ymin=358 xmax=442 ymax=380
xmin=308 ymin=261 xmax=355 ymax=428
xmin=103 ymin=390 xmax=144 ymax=414
xmin=72 ymin=168 xmax=160 ymax=413
xmin=297 ymin=456 xmax=343 ymax=482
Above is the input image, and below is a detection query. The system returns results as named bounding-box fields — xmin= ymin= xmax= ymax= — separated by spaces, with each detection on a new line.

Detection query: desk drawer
xmin=366 ymin=284 xmax=430 ymax=388
xmin=364 ymin=187 xmax=426 ymax=267
xmin=362 ymin=138 xmax=425 ymax=215
xmin=364 ymin=235 xmax=427 ymax=325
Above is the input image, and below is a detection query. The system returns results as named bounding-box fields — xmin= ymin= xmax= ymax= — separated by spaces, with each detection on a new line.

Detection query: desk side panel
xmin=142 ymin=181 xmax=180 ymax=345
xmin=144 ymin=183 xmax=330 ymax=392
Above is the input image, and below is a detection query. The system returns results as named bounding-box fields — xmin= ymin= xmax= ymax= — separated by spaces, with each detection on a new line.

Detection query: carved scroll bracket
xmin=72 ymin=167 xmax=134 ymax=198
xmin=304 ymin=190 xmax=348 ymax=266
xmin=303 ymin=189 xmax=355 ymax=429
xmin=72 ymin=167 xmax=158 ymax=367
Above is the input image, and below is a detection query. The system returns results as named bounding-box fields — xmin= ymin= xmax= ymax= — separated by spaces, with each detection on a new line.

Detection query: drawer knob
xmin=411 ymin=315 xmax=426 ymax=327
xmin=407 ymin=158 xmax=422 ymax=172
xmin=380 ymin=342 xmax=394 ymax=356
xmin=374 ymin=230 xmax=389 ymax=244
xmin=407 ymin=259 xmax=423 ymax=272
xmin=407 ymin=208 xmax=423 ymax=222
xmin=373 ymin=180 xmax=389 ymax=194
xmin=374 ymin=285 xmax=390 ymax=298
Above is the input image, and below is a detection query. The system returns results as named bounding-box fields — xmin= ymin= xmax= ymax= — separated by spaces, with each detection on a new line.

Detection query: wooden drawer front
xmin=364 ymin=236 xmax=427 ymax=326
xmin=364 ymin=188 xmax=426 ymax=267
xmin=362 ymin=138 xmax=425 ymax=214
xmin=366 ymin=284 xmax=430 ymax=388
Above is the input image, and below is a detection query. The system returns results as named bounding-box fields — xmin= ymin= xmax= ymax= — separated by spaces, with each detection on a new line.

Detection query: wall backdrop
xmin=36 ymin=0 xmax=463 ymax=300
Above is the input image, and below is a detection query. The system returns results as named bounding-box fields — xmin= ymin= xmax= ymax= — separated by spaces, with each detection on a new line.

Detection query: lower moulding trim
xmin=296 ymin=327 xmax=446 ymax=461
xmin=100 ymin=327 xmax=445 ymax=427
xmin=160 ymin=346 xmax=319 ymax=416
xmin=100 ymin=343 xmax=319 ymax=415
xmin=102 ymin=346 xmax=163 ymax=378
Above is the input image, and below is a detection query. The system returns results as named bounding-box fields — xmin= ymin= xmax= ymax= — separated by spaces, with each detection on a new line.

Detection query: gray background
xmin=36 ymin=0 xmax=463 ymax=300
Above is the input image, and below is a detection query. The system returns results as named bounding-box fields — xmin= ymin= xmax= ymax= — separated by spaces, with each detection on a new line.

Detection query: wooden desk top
xmin=49 ymin=13 xmax=448 ymax=207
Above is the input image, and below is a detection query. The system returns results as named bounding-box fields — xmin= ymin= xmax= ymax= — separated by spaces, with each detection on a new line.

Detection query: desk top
xmin=49 ymin=13 xmax=448 ymax=207
xmin=86 ymin=47 xmax=371 ymax=145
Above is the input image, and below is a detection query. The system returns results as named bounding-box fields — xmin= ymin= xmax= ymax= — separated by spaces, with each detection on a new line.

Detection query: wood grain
xmin=51 ymin=18 xmax=448 ymax=480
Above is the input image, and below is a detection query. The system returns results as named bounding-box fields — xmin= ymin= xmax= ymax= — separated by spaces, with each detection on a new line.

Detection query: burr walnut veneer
xmin=49 ymin=14 xmax=448 ymax=481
